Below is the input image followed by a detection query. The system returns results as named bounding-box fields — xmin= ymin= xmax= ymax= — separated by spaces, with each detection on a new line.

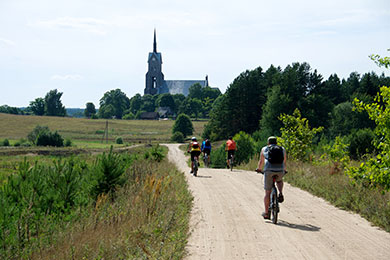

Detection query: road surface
xmin=165 ymin=144 xmax=390 ymax=260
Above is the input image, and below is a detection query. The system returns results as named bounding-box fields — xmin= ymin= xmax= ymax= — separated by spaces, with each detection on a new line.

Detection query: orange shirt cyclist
xmin=225 ymin=136 xmax=237 ymax=169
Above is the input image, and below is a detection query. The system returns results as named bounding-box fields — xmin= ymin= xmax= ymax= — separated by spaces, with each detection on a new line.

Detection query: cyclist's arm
xmin=257 ymin=150 xmax=265 ymax=170
xmin=187 ymin=143 xmax=191 ymax=153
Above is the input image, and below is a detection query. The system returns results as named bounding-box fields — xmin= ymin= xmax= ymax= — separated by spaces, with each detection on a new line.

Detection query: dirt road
xmin=165 ymin=144 xmax=390 ymax=260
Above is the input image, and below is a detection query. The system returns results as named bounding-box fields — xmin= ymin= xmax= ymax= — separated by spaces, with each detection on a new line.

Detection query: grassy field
xmin=0 ymin=113 xmax=207 ymax=144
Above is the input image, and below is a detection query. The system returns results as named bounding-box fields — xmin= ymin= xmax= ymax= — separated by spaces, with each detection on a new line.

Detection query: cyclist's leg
xmin=264 ymin=189 xmax=271 ymax=215
xmin=263 ymin=172 xmax=273 ymax=215
xmin=190 ymin=152 xmax=195 ymax=172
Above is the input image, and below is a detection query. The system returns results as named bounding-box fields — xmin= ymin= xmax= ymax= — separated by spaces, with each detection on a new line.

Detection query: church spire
xmin=153 ymin=28 xmax=157 ymax=53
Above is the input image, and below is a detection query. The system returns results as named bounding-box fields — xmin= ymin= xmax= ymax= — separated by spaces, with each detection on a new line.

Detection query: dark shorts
xmin=203 ymin=148 xmax=211 ymax=155
xmin=191 ymin=151 xmax=201 ymax=161
xmin=227 ymin=150 xmax=235 ymax=160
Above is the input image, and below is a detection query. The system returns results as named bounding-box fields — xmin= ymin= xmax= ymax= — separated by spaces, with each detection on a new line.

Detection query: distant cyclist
xmin=187 ymin=137 xmax=201 ymax=174
xmin=256 ymin=136 xmax=286 ymax=220
xmin=225 ymin=136 xmax=237 ymax=169
xmin=201 ymin=138 xmax=212 ymax=165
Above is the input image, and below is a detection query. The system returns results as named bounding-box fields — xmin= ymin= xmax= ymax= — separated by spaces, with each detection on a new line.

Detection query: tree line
xmin=203 ymin=62 xmax=390 ymax=157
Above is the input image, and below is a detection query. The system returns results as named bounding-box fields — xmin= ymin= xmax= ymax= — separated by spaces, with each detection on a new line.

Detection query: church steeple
xmin=153 ymin=28 xmax=157 ymax=53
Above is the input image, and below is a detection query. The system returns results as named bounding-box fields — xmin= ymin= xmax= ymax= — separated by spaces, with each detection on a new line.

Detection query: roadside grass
xmin=32 ymin=151 xmax=192 ymax=259
xmin=0 ymin=113 xmax=206 ymax=144
xmin=239 ymin=157 xmax=390 ymax=232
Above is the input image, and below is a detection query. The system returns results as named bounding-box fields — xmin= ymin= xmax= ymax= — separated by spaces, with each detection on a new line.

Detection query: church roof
xmin=160 ymin=80 xmax=207 ymax=96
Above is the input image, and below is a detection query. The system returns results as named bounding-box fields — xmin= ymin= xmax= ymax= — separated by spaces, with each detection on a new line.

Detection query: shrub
xmin=27 ymin=125 xmax=50 ymax=144
xmin=171 ymin=132 xmax=184 ymax=143
xmin=210 ymin=144 xmax=227 ymax=168
xmin=321 ymin=136 xmax=350 ymax=173
xmin=1 ymin=139 xmax=10 ymax=146
xmin=278 ymin=109 xmax=323 ymax=161
xmin=233 ymin=131 xmax=255 ymax=165
xmin=36 ymin=131 xmax=64 ymax=147
xmin=172 ymin=114 xmax=193 ymax=137
xmin=64 ymin=138 xmax=72 ymax=147
xmin=347 ymin=128 xmax=375 ymax=159
xmin=123 ymin=112 xmax=135 ymax=120
xmin=116 ymin=137 xmax=124 ymax=144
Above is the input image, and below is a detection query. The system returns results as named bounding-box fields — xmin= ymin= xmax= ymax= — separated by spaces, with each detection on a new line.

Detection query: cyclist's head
xmin=228 ymin=136 xmax=233 ymax=140
xmin=191 ymin=137 xmax=197 ymax=141
xmin=267 ymin=136 xmax=277 ymax=145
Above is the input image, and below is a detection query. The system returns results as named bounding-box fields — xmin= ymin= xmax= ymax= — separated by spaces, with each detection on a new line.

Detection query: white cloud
xmin=0 ymin=38 xmax=15 ymax=46
xmin=51 ymin=74 xmax=83 ymax=80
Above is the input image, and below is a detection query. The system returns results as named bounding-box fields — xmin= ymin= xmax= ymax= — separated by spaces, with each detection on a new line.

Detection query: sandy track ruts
xmin=164 ymin=144 xmax=390 ymax=260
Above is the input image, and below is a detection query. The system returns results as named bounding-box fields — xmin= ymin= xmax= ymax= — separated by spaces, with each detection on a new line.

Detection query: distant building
xmin=145 ymin=30 xmax=209 ymax=96
xmin=140 ymin=112 xmax=159 ymax=120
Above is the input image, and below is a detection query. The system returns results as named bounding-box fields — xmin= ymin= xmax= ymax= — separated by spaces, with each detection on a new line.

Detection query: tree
xmin=278 ymin=108 xmax=323 ymax=161
xmin=28 ymin=98 xmax=45 ymax=116
xmin=98 ymin=104 xmax=115 ymax=119
xmin=141 ymin=94 xmax=156 ymax=112
xmin=99 ymin=89 xmax=130 ymax=119
xmin=347 ymin=86 xmax=390 ymax=190
xmin=44 ymin=89 xmax=66 ymax=116
xmin=172 ymin=114 xmax=193 ymax=137
xmin=129 ymin=93 xmax=142 ymax=114
xmin=84 ymin=102 xmax=96 ymax=118
xmin=156 ymin=93 xmax=175 ymax=112
xmin=188 ymin=83 xmax=203 ymax=100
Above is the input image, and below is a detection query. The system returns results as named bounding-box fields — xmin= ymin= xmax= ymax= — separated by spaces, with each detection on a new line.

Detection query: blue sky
xmin=0 ymin=0 xmax=389 ymax=108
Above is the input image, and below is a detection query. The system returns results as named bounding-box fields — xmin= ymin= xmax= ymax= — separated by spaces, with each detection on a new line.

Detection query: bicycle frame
xmin=269 ymin=175 xmax=279 ymax=224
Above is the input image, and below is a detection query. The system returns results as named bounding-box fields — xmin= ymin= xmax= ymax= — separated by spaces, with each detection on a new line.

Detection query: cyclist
xmin=201 ymin=138 xmax=212 ymax=166
xmin=225 ymin=136 xmax=237 ymax=169
xmin=187 ymin=137 xmax=201 ymax=174
xmin=256 ymin=136 xmax=286 ymax=220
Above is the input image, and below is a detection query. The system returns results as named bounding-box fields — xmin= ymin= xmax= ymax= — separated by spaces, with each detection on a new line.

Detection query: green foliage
xmin=27 ymin=125 xmax=50 ymax=144
xmin=64 ymin=138 xmax=72 ymax=147
xmin=210 ymin=144 xmax=227 ymax=168
xmin=36 ymin=130 xmax=64 ymax=147
xmin=347 ymin=128 xmax=375 ymax=159
xmin=370 ymin=50 xmax=390 ymax=68
xmin=278 ymin=109 xmax=324 ymax=161
xmin=123 ymin=112 xmax=135 ymax=120
xmin=233 ymin=131 xmax=255 ymax=165
xmin=84 ymin=102 xmax=96 ymax=118
xmin=28 ymin=97 xmax=45 ymax=116
xmin=347 ymin=86 xmax=390 ymax=190
xmin=171 ymin=131 xmax=184 ymax=143
xmin=115 ymin=137 xmax=124 ymax=144
xmin=1 ymin=139 xmax=9 ymax=147
xmin=172 ymin=114 xmax=193 ymax=137
xmin=321 ymin=136 xmax=350 ymax=171
xmin=99 ymin=89 xmax=130 ymax=119
xmin=44 ymin=89 xmax=67 ymax=116
xmin=91 ymin=147 xmax=126 ymax=199
xmin=0 ymin=105 xmax=23 ymax=115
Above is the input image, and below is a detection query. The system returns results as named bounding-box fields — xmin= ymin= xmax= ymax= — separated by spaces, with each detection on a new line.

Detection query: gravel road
xmin=165 ymin=144 xmax=390 ymax=260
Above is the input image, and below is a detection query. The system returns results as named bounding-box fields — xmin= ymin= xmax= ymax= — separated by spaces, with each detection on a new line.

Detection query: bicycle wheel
xmin=204 ymin=154 xmax=208 ymax=168
xmin=270 ymin=187 xmax=278 ymax=224
xmin=193 ymin=159 xmax=198 ymax=176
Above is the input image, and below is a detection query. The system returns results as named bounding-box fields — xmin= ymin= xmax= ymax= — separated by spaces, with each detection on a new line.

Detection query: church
xmin=144 ymin=30 xmax=209 ymax=96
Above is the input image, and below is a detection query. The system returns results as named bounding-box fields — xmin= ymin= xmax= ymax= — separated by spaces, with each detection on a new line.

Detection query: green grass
xmin=0 ymin=113 xmax=206 ymax=144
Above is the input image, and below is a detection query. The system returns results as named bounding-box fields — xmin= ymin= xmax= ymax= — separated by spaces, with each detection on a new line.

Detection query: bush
xmin=210 ymin=144 xmax=227 ymax=168
xmin=347 ymin=128 xmax=375 ymax=159
xmin=64 ymin=138 xmax=72 ymax=147
xmin=116 ymin=137 xmax=124 ymax=144
xmin=1 ymin=139 xmax=10 ymax=146
xmin=171 ymin=132 xmax=184 ymax=143
xmin=27 ymin=125 xmax=50 ymax=144
xmin=233 ymin=131 xmax=255 ymax=165
xmin=36 ymin=131 xmax=64 ymax=147
xmin=172 ymin=114 xmax=193 ymax=137
xmin=123 ymin=112 xmax=135 ymax=120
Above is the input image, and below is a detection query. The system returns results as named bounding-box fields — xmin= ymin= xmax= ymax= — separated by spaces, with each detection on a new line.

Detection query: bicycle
xmin=229 ymin=155 xmax=234 ymax=171
xmin=193 ymin=156 xmax=199 ymax=177
xmin=203 ymin=153 xmax=209 ymax=168
xmin=256 ymin=170 xmax=287 ymax=224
